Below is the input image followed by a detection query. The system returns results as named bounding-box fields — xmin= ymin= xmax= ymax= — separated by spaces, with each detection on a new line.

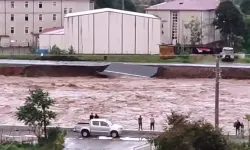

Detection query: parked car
xmin=220 ymin=47 xmax=234 ymax=62
xmin=73 ymin=119 xmax=124 ymax=138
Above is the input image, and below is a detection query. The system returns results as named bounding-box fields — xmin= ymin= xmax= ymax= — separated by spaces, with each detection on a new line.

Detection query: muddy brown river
xmin=0 ymin=76 xmax=249 ymax=134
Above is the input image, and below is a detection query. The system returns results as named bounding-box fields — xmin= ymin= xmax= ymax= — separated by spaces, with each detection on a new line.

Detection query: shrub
xmin=35 ymin=56 xmax=80 ymax=61
xmin=50 ymin=45 xmax=67 ymax=55
xmin=38 ymin=127 xmax=67 ymax=150
xmin=153 ymin=111 xmax=230 ymax=150
xmin=68 ymin=46 xmax=75 ymax=55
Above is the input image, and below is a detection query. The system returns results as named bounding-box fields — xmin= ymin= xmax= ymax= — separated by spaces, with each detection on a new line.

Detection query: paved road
xmin=118 ymin=62 xmax=250 ymax=68
xmin=0 ymin=59 xmax=111 ymax=67
xmin=1 ymin=59 xmax=250 ymax=68
xmin=64 ymin=138 xmax=148 ymax=150
xmin=103 ymin=63 xmax=158 ymax=78
xmin=0 ymin=125 xmax=248 ymax=142
xmin=0 ymin=125 xmax=161 ymax=139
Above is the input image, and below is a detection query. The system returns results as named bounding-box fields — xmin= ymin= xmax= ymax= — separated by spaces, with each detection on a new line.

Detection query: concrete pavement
xmin=103 ymin=63 xmax=159 ymax=78
xmin=0 ymin=125 xmax=248 ymax=142
xmin=0 ymin=125 xmax=162 ymax=139
xmin=0 ymin=59 xmax=111 ymax=67
xmin=118 ymin=62 xmax=250 ymax=68
xmin=0 ymin=59 xmax=250 ymax=68
xmin=64 ymin=138 xmax=148 ymax=150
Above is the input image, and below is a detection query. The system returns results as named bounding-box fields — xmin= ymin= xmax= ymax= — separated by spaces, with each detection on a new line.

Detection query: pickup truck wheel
xmin=111 ymin=131 xmax=119 ymax=138
xmin=81 ymin=130 xmax=90 ymax=137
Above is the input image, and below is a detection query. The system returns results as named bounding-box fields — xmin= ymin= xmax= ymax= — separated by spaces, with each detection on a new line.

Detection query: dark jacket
xmin=234 ymin=121 xmax=241 ymax=129
xmin=138 ymin=117 xmax=142 ymax=124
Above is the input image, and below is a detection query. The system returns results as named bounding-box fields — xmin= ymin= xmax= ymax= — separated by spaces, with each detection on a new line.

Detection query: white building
xmin=0 ymin=0 xmax=94 ymax=47
xmin=146 ymin=0 xmax=220 ymax=45
xmin=39 ymin=27 xmax=64 ymax=50
xmin=63 ymin=8 xmax=161 ymax=54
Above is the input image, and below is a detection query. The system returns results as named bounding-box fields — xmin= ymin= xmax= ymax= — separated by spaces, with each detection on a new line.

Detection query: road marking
xmin=66 ymin=137 xmax=148 ymax=141
xmin=104 ymin=70 xmax=150 ymax=78
xmin=120 ymin=137 xmax=147 ymax=141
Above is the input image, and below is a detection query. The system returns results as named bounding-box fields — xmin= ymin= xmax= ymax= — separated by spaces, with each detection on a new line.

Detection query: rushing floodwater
xmin=0 ymin=76 xmax=249 ymax=134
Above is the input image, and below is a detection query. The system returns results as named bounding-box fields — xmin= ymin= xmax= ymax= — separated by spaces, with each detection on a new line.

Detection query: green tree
xmin=184 ymin=16 xmax=202 ymax=45
xmin=243 ymin=16 xmax=250 ymax=52
xmin=213 ymin=0 xmax=245 ymax=47
xmin=50 ymin=45 xmax=67 ymax=55
xmin=240 ymin=0 xmax=250 ymax=15
xmin=233 ymin=0 xmax=243 ymax=5
xmin=16 ymin=89 xmax=56 ymax=139
xmin=153 ymin=111 xmax=229 ymax=150
xmin=94 ymin=0 xmax=136 ymax=12
xmin=149 ymin=0 xmax=165 ymax=5
xmin=68 ymin=45 xmax=75 ymax=54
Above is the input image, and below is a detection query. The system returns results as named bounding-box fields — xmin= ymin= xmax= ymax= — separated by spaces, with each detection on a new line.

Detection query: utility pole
xmin=215 ymin=55 xmax=220 ymax=128
xmin=122 ymin=0 xmax=125 ymax=10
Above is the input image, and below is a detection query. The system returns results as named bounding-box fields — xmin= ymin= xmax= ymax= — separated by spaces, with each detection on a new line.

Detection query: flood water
xmin=0 ymin=75 xmax=249 ymax=134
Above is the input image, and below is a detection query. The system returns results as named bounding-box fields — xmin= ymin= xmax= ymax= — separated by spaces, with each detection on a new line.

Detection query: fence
xmin=0 ymin=42 xmax=33 ymax=55
xmin=0 ymin=127 xmax=37 ymax=144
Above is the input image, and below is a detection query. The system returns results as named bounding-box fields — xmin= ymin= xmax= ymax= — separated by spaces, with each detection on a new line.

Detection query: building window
xmin=39 ymin=27 xmax=42 ymax=33
xmin=39 ymin=14 xmax=42 ymax=20
xmin=69 ymin=8 xmax=72 ymax=13
xmin=25 ymin=1 xmax=28 ymax=8
xmin=11 ymin=14 xmax=14 ymax=21
xmin=25 ymin=14 xmax=28 ymax=21
xmin=64 ymin=8 xmax=67 ymax=14
xmin=53 ymin=1 xmax=56 ymax=6
xmin=39 ymin=2 xmax=42 ymax=8
xmin=171 ymin=11 xmax=178 ymax=40
xmin=25 ymin=27 xmax=29 ymax=33
xmin=11 ymin=27 xmax=14 ymax=34
xmin=53 ymin=14 xmax=56 ymax=20
xmin=11 ymin=1 xmax=14 ymax=8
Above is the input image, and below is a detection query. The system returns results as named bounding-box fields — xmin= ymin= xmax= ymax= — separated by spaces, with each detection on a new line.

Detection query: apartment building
xmin=146 ymin=0 xmax=220 ymax=45
xmin=0 ymin=0 xmax=94 ymax=46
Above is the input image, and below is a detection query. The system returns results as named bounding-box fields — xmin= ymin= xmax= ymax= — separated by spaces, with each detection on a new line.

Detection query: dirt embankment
xmin=155 ymin=66 xmax=250 ymax=79
xmin=0 ymin=64 xmax=250 ymax=79
xmin=0 ymin=65 xmax=109 ymax=77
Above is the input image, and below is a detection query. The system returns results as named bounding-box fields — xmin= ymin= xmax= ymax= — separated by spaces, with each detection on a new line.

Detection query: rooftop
xmin=40 ymin=27 xmax=64 ymax=35
xmin=65 ymin=8 xmax=158 ymax=19
xmin=146 ymin=0 xmax=219 ymax=11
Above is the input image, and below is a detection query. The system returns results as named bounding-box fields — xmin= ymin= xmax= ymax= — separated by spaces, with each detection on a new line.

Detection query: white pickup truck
xmin=73 ymin=119 xmax=124 ymax=138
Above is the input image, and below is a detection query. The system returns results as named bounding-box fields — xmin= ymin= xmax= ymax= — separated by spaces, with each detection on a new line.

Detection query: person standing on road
xmin=94 ymin=114 xmax=99 ymax=118
xmin=150 ymin=115 xmax=155 ymax=131
xmin=89 ymin=113 xmax=94 ymax=120
xmin=138 ymin=115 xmax=143 ymax=131
xmin=234 ymin=120 xmax=241 ymax=135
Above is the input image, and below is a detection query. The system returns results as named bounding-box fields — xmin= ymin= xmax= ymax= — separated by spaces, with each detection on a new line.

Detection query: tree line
xmin=94 ymin=0 xmax=164 ymax=12
xmin=213 ymin=0 xmax=250 ymax=52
